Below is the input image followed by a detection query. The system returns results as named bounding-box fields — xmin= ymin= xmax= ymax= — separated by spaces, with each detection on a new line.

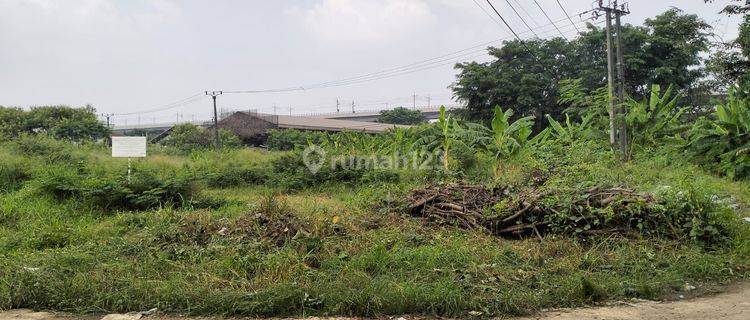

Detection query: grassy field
xmin=0 ymin=135 xmax=749 ymax=317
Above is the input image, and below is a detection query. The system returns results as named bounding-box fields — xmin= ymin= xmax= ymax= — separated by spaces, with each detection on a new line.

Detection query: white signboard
xmin=111 ymin=136 xmax=147 ymax=158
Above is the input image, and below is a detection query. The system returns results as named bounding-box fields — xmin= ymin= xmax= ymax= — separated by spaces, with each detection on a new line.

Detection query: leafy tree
xmin=0 ymin=107 xmax=25 ymax=137
xmin=377 ymin=107 xmax=426 ymax=125
xmin=0 ymin=105 xmax=109 ymax=141
xmin=704 ymin=1 xmax=750 ymax=89
xmin=574 ymin=8 xmax=710 ymax=95
xmin=643 ymin=10 xmax=712 ymax=90
xmin=453 ymin=38 xmax=576 ymax=130
xmin=453 ymin=9 xmax=711 ymax=126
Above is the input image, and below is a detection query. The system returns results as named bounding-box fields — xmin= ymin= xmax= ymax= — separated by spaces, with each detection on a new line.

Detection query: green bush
xmin=268 ymin=152 xmax=373 ymax=190
xmin=377 ymin=107 xmax=426 ymax=125
xmin=266 ymin=129 xmax=329 ymax=151
xmin=33 ymin=165 xmax=219 ymax=211
xmin=205 ymin=164 xmax=270 ymax=188
xmin=162 ymin=124 xmax=241 ymax=153
xmin=10 ymin=134 xmax=82 ymax=163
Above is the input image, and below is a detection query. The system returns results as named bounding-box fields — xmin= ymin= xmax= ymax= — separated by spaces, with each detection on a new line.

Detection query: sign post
xmin=111 ymin=136 xmax=147 ymax=183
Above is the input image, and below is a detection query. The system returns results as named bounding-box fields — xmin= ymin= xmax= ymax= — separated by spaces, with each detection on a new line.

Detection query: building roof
xmin=274 ymin=115 xmax=410 ymax=133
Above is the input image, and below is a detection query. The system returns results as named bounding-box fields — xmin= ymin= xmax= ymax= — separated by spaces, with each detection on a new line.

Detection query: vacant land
xmin=1 ymin=130 xmax=748 ymax=318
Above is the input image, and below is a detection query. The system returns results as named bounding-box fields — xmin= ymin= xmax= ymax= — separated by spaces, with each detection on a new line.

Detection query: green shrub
xmin=377 ymin=107 xmax=426 ymax=125
xmin=268 ymin=152 xmax=372 ymax=190
xmin=10 ymin=134 xmax=82 ymax=163
xmin=266 ymin=129 xmax=329 ymax=151
xmin=162 ymin=124 xmax=241 ymax=153
xmin=33 ymin=165 xmax=219 ymax=211
xmin=205 ymin=164 xmax=270 ymax=188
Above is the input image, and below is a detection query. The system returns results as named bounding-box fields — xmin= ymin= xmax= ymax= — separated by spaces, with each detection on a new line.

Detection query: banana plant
xmin=412 ymin=106 xmax=461 ymax=170
xmin=626 ymin=84 xmax=686 ymax=157
xmin=464 ymin=106 xmax=535 ymax=176
xmin=687 ymin=86 xmax=750 ymax=179
xmin=472 ymin=106 xmax=535 ymax=161
xmin=380 ymin=127 xmax=414 ymax=156
xmin=437 ymin=106 xmax=459 ymax=170
xmin=544 ymin=113 xmax=596 ymax=144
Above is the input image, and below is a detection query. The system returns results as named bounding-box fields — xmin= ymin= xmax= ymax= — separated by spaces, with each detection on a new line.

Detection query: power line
xmin=471 ymin=0 xmax=507 ymax=30
xmin=482 ymin=0 xmax=526 ymax=44
xmin=532 ymin=0 xmax=569 ymax=40
xmin=482 ymin=0 xmax=540 ymax=61
xmin=112 ymin=93 xmax=204 ymax=116
xmin=555 ymin=0 xmax=581 ymax=33
xmin=224 ymin=15 xmax=591 ymax=95
xmin=511 ymin=0 xmax=544 ymax=29
xmin=116 ymin=11 xmax=595 ymax=119
xmin=504 ymin=0 xmax=540 ymax=38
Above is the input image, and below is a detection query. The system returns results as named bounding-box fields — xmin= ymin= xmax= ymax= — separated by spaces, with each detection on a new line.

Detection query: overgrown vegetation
xmin=0 ymin=128 xmax=748 ymax=317
xmin=687 ymin=87 xmax=750 ymax=179
xmin=160 ymin=123 xmax=241 ymax=153
xmin=1 ymin=5 xmax=749 ymax=318
xmin=1 ymin=91 xmax=749 ymax=317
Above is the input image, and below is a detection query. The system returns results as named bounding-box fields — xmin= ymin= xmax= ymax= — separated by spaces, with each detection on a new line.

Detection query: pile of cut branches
xmin=407 ymin=183 xmax=667 ymax=238
xmin=408 ymin=183 xmax=503 ymax=229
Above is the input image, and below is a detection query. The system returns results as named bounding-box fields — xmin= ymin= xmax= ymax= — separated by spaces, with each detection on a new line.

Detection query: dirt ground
xmin=2 ymin=282 xmax=749 ymax=320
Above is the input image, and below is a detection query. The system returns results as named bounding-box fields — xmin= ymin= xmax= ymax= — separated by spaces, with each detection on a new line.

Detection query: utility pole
xmin=598 ymin=0 xmax=629 ymax=160
xmin=205 ymin=90 xmax=223 ymax=150
xmin=352 ymin=100 xmax=356 ymax=114
xmin=413 ymin=92 xmax=417 ymax=109
xmin=102 ymin=113 xmax=112 ymax=146
xmin=101 ymin=113 xmax=112 ymax=128
xmin=427 ymin=95 xmax=431 ymax=108
xmin=289 ymin=105 xmax=292 ymax=116
xmin=273 ymin=103 xmax=277 ymax=115
xmin=336 ymin=98 xmax=340 ymax=113
xmin=614 ymin=0 xmax=629 ymax=160
xmin=605 ymin=8 xmax=616 ymax=152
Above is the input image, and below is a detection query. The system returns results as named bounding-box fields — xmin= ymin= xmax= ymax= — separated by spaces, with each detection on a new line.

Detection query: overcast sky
xmin=0 ymin=0 xmax=742 ymax=125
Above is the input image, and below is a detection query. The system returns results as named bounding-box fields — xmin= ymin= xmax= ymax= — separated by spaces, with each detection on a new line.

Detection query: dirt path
xmin=2 ymin=282 xmax=749 ymax=320
xmin=517 ymin=282 xmax=750 ymax=320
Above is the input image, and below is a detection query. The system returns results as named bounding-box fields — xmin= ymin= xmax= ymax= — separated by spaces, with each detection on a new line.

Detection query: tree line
xmin=451 ymin=6 xmax=747 ymax=127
